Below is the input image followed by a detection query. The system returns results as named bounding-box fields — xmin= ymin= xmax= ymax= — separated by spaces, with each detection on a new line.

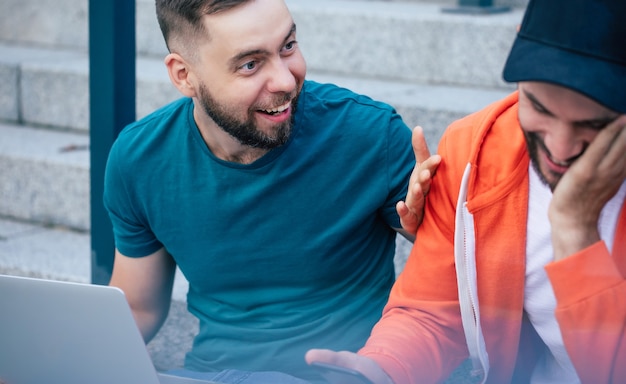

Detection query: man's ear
xmin=165 ymin=53 xmax=197 ymax=98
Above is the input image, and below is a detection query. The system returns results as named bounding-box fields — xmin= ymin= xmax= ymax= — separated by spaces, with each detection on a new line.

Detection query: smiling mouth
xmin=259 ymin=101 xmax=290 ymax=115
xmin=545 ymin=151 xmax=572 ymax=167
xmin=543 ymin=152 xmax=570 ymax=174
xmin=534 ymin=134 xmax=585 ymax=172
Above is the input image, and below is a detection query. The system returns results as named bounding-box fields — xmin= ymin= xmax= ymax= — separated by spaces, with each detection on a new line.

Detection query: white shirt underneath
xmin=525 ymin=165 xmax=626 ymax=383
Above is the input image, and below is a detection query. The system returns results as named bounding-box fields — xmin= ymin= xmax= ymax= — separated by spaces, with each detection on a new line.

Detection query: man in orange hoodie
xmin=306 ymin=0 xmax=626 ymax=383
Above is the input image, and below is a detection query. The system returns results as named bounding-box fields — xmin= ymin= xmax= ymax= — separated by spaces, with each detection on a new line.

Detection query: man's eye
xmin=283 ymin=40 xmax=297 ymax=52
xmin=532 ymin=101 xmax=549 ymax=115
xmin=240 ymin=61 xmax=257 ymax=71
xmin=587 ymin=122 xmax=609 ymax=131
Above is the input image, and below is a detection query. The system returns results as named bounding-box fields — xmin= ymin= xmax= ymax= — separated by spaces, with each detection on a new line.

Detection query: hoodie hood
xmin=462 ymin=91 xmax=530 ymax=213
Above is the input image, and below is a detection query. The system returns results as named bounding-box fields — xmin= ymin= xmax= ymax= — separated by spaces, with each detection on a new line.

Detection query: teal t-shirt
xmin=104 ymin=80 xmax=414 ymax=381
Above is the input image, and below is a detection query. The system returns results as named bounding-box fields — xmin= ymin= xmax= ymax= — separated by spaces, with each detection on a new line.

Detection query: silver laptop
xmin=0 ymin=274 xmax=217 ymax=384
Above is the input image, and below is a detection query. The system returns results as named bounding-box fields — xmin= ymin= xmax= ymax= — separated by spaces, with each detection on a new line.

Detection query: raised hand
xmin=396 ymin=126 xmax=441 ymax=237
xmin=549 ymin=115 xmax=626 ymax=261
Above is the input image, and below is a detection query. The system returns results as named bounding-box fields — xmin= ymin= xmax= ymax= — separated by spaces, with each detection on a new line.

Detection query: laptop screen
xmin=0 ymin=274 xmax=161 ymax=384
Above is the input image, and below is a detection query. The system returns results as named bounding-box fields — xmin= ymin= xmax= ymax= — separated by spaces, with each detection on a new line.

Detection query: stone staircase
xmin=0 ymin=0 xmax=526 ymax=379
xmin=0 ymin=0 xmax=525 ymax=233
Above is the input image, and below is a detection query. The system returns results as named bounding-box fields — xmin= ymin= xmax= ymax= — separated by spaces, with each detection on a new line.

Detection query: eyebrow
xmin=523 ymin=88 xmax=619 ymax=129
xmin=523 ymin=90 xmax=552 ymax=115
xmin=228 ymin=23 xmax=297 ymax=69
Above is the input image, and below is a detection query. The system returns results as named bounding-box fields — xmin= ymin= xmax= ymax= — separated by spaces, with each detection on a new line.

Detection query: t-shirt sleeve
xmin=381 ymin=112 xmax=414 ymax=228
xmin=103 ymin=139 xmax=164 ymax=257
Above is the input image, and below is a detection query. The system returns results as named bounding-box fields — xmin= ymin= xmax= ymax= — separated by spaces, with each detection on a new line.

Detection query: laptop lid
xmin=0 ymin=274 xmax=162 ymax=384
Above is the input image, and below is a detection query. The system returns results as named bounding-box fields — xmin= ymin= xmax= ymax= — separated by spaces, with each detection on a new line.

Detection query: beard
xmin=524 ymin=130 xmax=561 ymax=192
xmin=198 ymin=83 xmax=297 ymax=150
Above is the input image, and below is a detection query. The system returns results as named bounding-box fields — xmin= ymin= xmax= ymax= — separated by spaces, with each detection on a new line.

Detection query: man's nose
xmin=543 ymin=124 xmax=588 ymax=163
xmin=266 ymin=59 xmax=296 ymax=94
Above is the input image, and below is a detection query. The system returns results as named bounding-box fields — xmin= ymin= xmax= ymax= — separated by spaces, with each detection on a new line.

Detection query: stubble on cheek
xmin=524 ymin=130 xmax=562 ymax=191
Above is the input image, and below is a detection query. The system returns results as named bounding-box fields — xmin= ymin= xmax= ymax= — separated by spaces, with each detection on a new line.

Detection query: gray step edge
xmin=0 ymin=0 xmax=525 ymax=88
xmin=0 ymin=42 xmax=513 ymax=148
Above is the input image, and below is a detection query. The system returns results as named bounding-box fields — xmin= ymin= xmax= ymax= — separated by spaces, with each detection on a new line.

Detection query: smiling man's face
xmin=518 ymin=81 xmax=619 ymax=191
xmin=190 ymin=0 xmax=306 ymax=150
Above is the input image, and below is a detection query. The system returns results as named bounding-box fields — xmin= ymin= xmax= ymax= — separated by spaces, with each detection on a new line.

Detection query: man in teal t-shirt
xmin=104 ymin=0 xmax=438 ymax=383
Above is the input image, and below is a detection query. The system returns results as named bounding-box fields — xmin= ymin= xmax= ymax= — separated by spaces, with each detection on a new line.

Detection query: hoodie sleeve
xmin=545 ymin=227 xmax=626 ymax=384
xmin=357 ymin=117 xmax=473 ymax=384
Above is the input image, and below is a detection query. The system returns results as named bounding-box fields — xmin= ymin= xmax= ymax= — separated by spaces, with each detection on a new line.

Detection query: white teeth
xmin=548 ymin=155 xmax=570 ymax=167
xmin=263 ymin=101 xmax=290 ymax=114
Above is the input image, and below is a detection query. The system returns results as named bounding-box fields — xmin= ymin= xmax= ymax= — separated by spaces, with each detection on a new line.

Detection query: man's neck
xmin=193 ymin=107 xmax=269 ymax=165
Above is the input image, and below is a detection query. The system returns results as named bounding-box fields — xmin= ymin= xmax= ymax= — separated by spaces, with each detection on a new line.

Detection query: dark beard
xmin=198 ymin=83 xmax=297 ymax=150
xmin=524 ymin=130 xmax=559 ymax=191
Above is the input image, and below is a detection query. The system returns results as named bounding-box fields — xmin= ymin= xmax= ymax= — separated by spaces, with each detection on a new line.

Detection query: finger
xmin=305 ymin=349 xmax=337 ymax=365
xmin=398 ymin=181 xmax=426 ymax=233
xmin=412 ymin=126 xmax=431 ymax=164
xmin=404 ymin=179 xmax=425 ymax=211
xmin=575 ymin=116 xmax=626 ymax=182
xmin=305 ymin=349 xmax=355 ymax=368
xmin=396 ymin=200 xmax=409 ymax=218
xmin=397 ymin=201 xmax=419 ymax=235
xmin=417 ymin=169 xmax=433 ymax=195
xmin=581 ymin=115 xmax=626 ymax=163
xmin=306 ymin=350 xmax=392 ymax=384
xmin=599 ymin=116 xmax=626 ymax=170
xmin=420 ymin=154 xmax=442 ymax=176
xmin=416 ymin=154 xmax=441 ymax=194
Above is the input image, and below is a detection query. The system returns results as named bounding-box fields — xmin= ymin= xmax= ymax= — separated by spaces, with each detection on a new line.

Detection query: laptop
xmin=0 ymin=274 xmax=218 ymax=384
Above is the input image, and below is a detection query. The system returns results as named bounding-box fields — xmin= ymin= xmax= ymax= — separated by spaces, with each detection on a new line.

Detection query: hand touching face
xmin=548 ymin=114 xmax=626 ymax=260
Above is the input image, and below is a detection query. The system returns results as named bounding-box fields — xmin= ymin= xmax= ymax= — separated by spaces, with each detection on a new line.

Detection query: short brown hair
xmin=155 ymin=0 xmax=251 ymax=55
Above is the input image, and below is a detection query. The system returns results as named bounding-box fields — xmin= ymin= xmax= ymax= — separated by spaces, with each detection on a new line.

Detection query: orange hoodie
xmin=359 ymin=92 xmax=626 ymax=384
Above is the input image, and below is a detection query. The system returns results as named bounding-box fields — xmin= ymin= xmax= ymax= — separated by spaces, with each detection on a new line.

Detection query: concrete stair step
xmin=0 ymin=122 xmax=89 ymax=230
xmin=0 ymin=41 xmax=512 ymax=146
xmin=0 ymin=216 xmax=190 ymax=301
xmin=0 ymin=41 xmax=512 ymax=231
xmin=0 ymin=216 xmax=193 ymax=370
xmin=288 ymin=0 xmax=523 ymax=89
xmin=0 ymin=0 xmax=524 ymax=89
xmin=0 ymin=0 xmax=521 ymax=246
xmin=0 ymin=43 xmax=180 ymax=133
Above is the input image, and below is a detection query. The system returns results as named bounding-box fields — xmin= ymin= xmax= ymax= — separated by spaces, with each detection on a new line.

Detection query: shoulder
xmin=106 ymin=97 xmax=194 ymax=182
xmin=297 ymin=80 xmax=408 ymax=140
xmin=437 ymin=92 xmax=528 ymax=201
xmin=300 ymin=80 xmax=398 ymax=115
xmin=118 ymin=97 xmax=191 ymax=141
xmin=439 ymin=92 xmax=521 ymax=165
xmin=110 ymin=98 xmax=192 ymax=158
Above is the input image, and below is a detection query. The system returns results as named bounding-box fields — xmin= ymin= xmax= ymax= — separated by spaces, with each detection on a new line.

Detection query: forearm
xmin=548 ymin=209 xmax=601 ymax=262
xmin=360 ymin=230 xmax=467 ymax=383
xmin=129 ymin=302 xmax=172 ymax=343
xmin=546 ymin=243 xmax=626 ymax=383
xmin=109 ymin=248 xmax=176 ymax=343
xmin=110 ymin=273 xmax=173 ymax=342
xmin=358 ymin=312 xmax=468 ymax=384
